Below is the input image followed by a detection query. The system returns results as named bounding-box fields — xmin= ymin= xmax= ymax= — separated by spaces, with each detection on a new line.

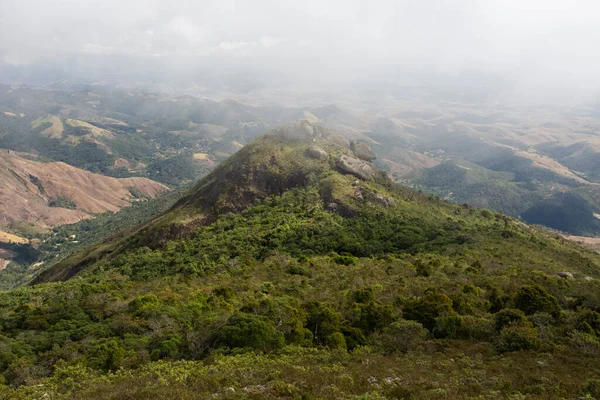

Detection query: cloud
xmin=0 ymin=0 xmax=599 ymax=90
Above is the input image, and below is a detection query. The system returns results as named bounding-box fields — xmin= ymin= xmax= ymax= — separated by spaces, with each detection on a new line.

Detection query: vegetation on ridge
xmin=1 ymin=128 xmax=600 ymax=399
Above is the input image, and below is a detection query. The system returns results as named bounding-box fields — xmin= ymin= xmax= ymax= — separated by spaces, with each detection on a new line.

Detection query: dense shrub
xmin=88 ymin=339 xmax=125 ymax=371
xmin=433 ymin=315 xmax=464 ymax=339
xmin=403 ymin=290 xmax=455 ymax=331
xmin=128 ymin=294 xmax=161 ymax=314
xmin=352 ymin=302 xmax=394 ymax=334
xmin=488 ymin=288 xmax=511 ymax=313
xmin=339 ymin=326 xmax=366 ymax=351
xmin=568 ymin=331 xmax=600 ymax=354
xmin=333 ymin=255 xmax=357 ymax=266
xmin=514 ymin=285 xmax=561 ymax=317
xmin=215 ymin=313 xmax=284 ymax=352
xmin=326 ymin=332 xmax=347 ymax=350
xmin=212 ymin=286 xmax=236 ymax=300
xmin=494 ymin=309 xmax=530 ymax=331
xmin=303 ymin=301 xmax=342 ymax=345
xmin=353 ymin=287 xmax=375 ymax=304
xmin=580 ymin=379 xmax=600 ymax=399
xmin=374 ymin=319 xmax=428 ymax=354
xmin=496 ymin=325 xmax=540 ymax=353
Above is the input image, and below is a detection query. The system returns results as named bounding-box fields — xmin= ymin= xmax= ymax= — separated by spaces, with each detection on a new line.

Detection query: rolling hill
xmin=0 ymin=149 xmax=167 ymax=233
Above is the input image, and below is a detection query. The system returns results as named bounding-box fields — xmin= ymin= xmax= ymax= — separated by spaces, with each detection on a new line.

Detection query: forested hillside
xmin=1 ymin=123 xmax=600 ymax=399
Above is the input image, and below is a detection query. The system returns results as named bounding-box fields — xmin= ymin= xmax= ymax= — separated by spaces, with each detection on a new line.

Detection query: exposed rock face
xmin=272 ymin=120 xmax=329 ymax=141
xmin=557 ymin=271 xmax=574 ymax=279
xmin=329 ymin=133 xmax=350 ymax=149
xmin=350 ymin=140 xmax=376 ymax=161
xmin=307 ymin=146 xmax=328 ymax=159
xmin=337 ymin=155 xmax=374 ymax=180
xmin=367 ymin=192 xmax=390 ymax=207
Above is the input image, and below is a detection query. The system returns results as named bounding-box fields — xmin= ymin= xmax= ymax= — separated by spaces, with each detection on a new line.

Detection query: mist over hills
xmin=3 ymin=1 xmax=600 ymax=397
xmin=1 ymin=82 xmax=600 ymax=294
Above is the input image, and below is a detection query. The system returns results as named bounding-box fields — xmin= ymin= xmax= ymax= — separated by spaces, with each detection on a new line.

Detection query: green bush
xmin=577 ymin=310 xmax=600 ymax=337
xmin=339 ymin=326 xmax=366 ymax=351
xmin=514 ymin=285 xmax=561 ymax=317
xmin=326 ymin=332 xmax=347 ymax=350
xmin=414 ymin=260 xmax=432 ymax=277
xmin=128 ymin=294 xmax=161 ymax=314
xmin=374 ymin=319 xmax=428 ymax=354
xmin=580 ymin=379 xmax=600 ymax=399
xmin=494 ymin=308 xmax=530 ymax=331
xmin=352 ymin=302 xmax=394 ymax=334
xmin=403 ymin=290 xmax=455 ymax=331
xmin=568 ymin=331 xmax=600 ymax=354
xmin=433 ymin=315 xmax=464 ymax=339
xmin=488 ymin=288 xmax=511 ymax=313
xmin=215 ymin=313 xmax=284 ymax=352
xmin=353 ymin=287 xmax=375 ymax=304
xmin=496 ymin=325 xmax=540 ymax=353
xmin=48 ymin=196 xmax=77 ymax=209
xmin=88 ymin=339 xmax=125 ymax=371
xmin=151 ymin=335 xmax=183 ymax=360
xmin=459 ymin=315 xmax=495 ymax=341
xmin=212 ymin=286 xmax=236 ymax=300
xmin=304 ymin=301 xmax=342 ymax=345
xmin=333 ymin=255 xmax=357 ymax=266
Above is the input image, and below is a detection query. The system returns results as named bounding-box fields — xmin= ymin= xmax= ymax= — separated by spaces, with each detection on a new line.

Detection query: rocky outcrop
xmin=557 ymin=271 xmax=574 ymax=279
xmin=350 ymin=140 xmax=376 ymax=161
xmin=329 ymin=133 xmax=350 ymax=149
xmin=337 ymin=155 xmax=374 ymax=180
xmin=307 ymin=146 xmax=328 ymax=159
xmin=271 ymin=120 xmax=329 ymax=141
xmin=367 ymin=192 xmax=392 ymax=207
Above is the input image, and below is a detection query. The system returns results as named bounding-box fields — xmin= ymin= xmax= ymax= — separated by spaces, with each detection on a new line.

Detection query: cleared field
xmin=32 ymin=116 xmax=64 ymax=138
xmin=65 ymin=119 xmax=113 ymax=137
xmin=193 ymin=153 xmax=209 ymax=160
xmin=0 ymin=230 xmax=28 ymax=244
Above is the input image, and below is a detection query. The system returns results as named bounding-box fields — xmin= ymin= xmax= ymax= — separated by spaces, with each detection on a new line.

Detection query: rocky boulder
xmin=329 ymin=133 xmax=350 ymax=148
xmin=350 ymin=140 xmax=376 ymax=161
xmin=557 ymin=271 xmax=574 ymax=279
xmin=307 ymin=146 xmax=328 ymax=159
xmin=367 ymin=192 xmax=391 ymax=207
xmin=337 ymin=155 xmax=374 ymax=181
xmin=272 ymin=120 xmax=328 ymax=141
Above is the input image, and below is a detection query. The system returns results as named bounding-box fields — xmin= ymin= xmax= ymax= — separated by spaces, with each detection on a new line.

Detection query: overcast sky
xmin=1 ymin=0 xmax=599 ymax=90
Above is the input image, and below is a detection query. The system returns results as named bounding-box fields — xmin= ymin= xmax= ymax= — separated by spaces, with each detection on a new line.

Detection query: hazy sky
xmin=1 ymin=0 xmax=599 ymax=89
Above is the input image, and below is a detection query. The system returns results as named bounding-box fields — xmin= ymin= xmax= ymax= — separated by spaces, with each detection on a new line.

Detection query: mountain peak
xmin=269 ymin=119 xmax=329 ymax=141
xmin=32 ymin=122 xmax=385 ymax=282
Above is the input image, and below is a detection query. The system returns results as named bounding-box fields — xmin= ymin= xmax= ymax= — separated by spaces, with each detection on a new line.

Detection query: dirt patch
xmin=0 ymin=231 xmax=28 ymax=244
xmin=193 ymin=153 xmax=209 ymax=160
xmin=563 ymin=234 xmax=600 ymax=252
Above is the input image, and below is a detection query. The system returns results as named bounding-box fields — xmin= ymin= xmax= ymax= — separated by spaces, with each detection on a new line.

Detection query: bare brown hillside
xmin=0 ymin=150 xmax=168 ymax=232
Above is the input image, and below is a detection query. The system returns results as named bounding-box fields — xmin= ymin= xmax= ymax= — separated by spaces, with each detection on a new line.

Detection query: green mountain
xmin=2 ymin=122 xmax=600 ymax=399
